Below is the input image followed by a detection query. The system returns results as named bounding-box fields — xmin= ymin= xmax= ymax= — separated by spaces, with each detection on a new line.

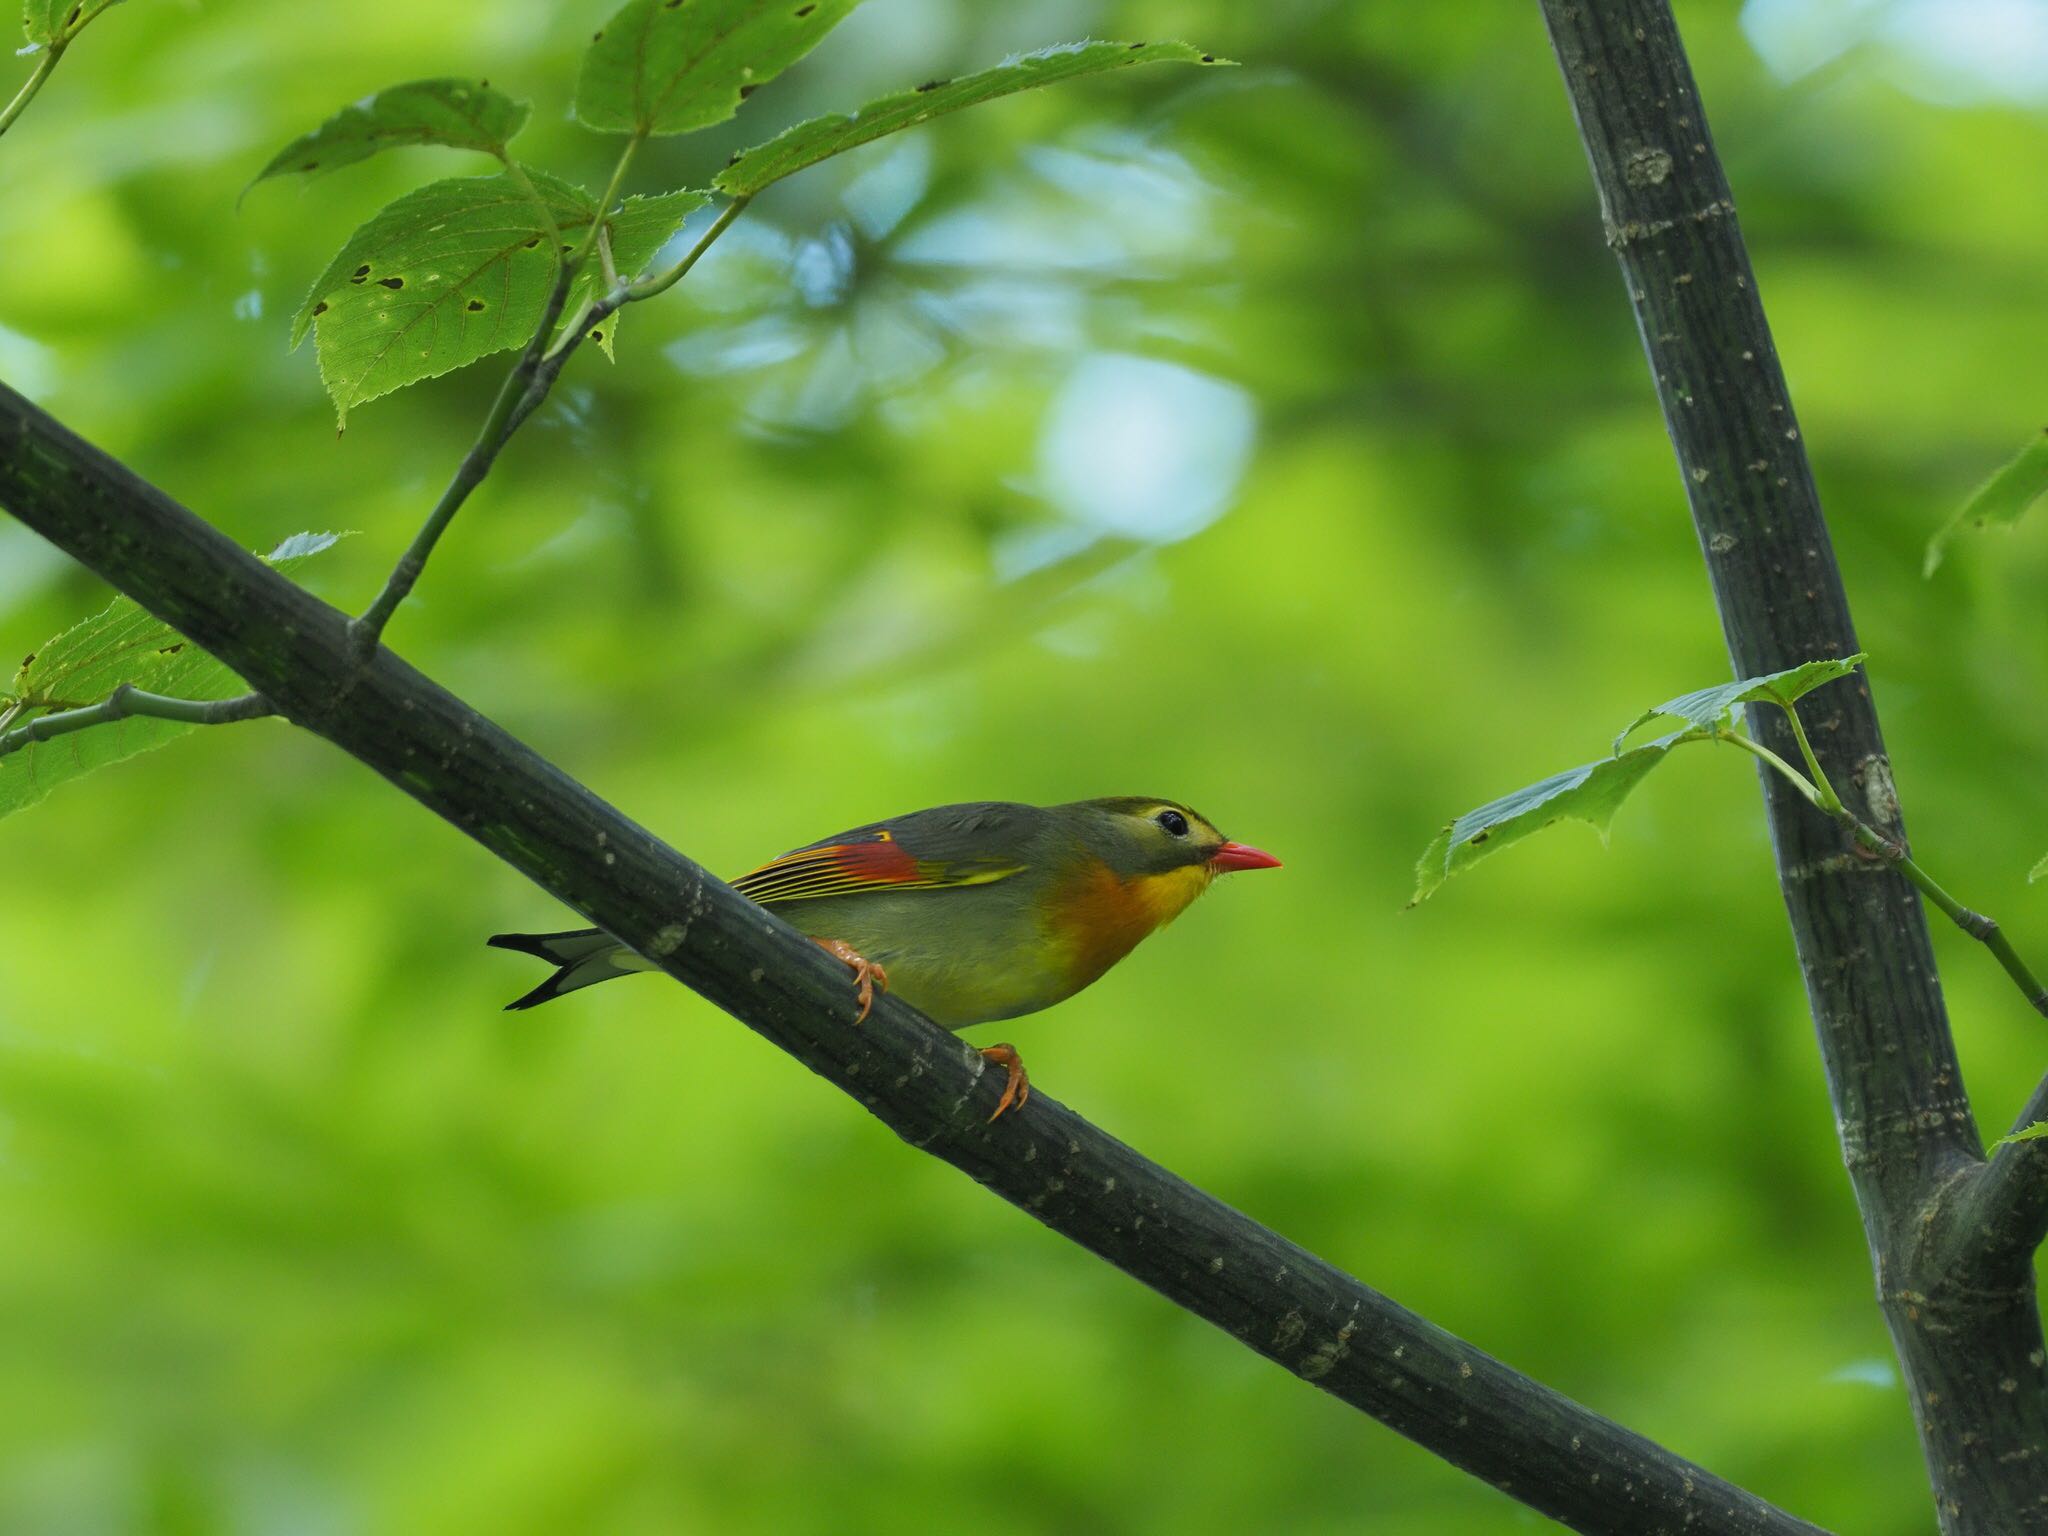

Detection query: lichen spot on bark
xmin=1625 ymin=146 xmax=1674 ymax=186
xmin=1857 ymin=754 xmax=1901 ymax=828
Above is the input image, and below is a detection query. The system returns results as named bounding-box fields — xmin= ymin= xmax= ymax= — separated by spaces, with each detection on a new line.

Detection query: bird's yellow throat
xmin=1050 ymin=859 xmax=1216 ymax=990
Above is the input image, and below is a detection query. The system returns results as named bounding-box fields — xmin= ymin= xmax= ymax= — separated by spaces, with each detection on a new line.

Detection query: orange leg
xmin=813 ymin=937 xmax=888 ymax=1023
xmin=978 ymin=1043 xmax=1031 ymax=1122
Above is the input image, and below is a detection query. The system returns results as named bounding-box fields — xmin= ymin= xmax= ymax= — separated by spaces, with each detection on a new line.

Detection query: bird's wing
xmin=732 ymin=826 xmax=1025 ymax=905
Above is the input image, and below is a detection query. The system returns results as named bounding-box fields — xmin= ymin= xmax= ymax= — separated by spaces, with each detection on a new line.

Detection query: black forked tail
xmin=487 ymin=928 xmax=633 ymax=1010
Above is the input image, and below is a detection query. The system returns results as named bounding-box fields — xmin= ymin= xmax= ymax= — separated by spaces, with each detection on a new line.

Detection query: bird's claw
xmin=813 ymin=937 xmax=888 ymax=1023
xmin=978 ymin=1043 xmax=1030 ymax=1122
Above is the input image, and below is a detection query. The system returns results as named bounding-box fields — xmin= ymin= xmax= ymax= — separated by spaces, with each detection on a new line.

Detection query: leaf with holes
xmin=575 ymin=0 xmax=859 ymax=137
xmin=1612 ymin=654 xmax=1867 ymax=754
xmin=558 ymin=188 xmax=706 ymax=359
xmin=297 ymin=170 xmax=597 ymax=425
xmin=246 ymin=79 xmax=531 ymax=197
xmin=717 ymin=40 xmax=1229 ymax=196
xmin=1 ymin=534 xmax=341 ymax=821
xmin=22 ymin=0 xmax=122 ymax=47
xmin=1926 ymin=428 xmax=2048 ymax=576
xmin=1410 ymin=730 xmax=1704 ymax=905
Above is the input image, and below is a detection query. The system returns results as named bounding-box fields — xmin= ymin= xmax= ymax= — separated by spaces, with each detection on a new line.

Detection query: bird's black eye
xmin=1156 ymin=809 xmax=1189 ymax=837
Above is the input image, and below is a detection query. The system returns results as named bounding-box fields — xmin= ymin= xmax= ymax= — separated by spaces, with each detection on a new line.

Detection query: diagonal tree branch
xmin=0 ymin=377 xmax=1828 ymax=1536
xmin=1538 ymin=2 xmax=2048 ymax=1528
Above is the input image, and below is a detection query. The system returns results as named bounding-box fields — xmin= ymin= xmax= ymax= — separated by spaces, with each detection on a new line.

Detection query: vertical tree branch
xmin=1537 ymin=3 xmax=2048 ymax=1529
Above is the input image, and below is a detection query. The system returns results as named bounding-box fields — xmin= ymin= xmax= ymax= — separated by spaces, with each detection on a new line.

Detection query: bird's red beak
xmin=1210 ymin=841 xmax=1282 ymax=873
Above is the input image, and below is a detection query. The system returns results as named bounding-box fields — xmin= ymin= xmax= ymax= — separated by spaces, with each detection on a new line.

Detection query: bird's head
xmin=1068 ymin=797 xmax=1282 ymax=880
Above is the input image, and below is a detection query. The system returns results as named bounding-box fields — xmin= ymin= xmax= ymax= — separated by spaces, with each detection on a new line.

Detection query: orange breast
xmin=1046 ymin=859 xmax=1215 ymax=992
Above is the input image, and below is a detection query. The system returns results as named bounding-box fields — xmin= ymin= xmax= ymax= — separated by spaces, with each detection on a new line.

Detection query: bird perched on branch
xmin=489 ymin=797 xmax=1282 ymax=1121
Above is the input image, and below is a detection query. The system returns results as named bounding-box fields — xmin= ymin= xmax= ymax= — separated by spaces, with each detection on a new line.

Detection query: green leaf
xmin=295 ymin=173 xmax=702 ymax=416
xmin=0 ymin=533 xmax=341 ymax=821
xmin=1925 ymin=428 xmax=2048 ymax=576
xmin=22 ymin=0 xmax=122 ymax=47
xmin=716 ymin=40 xmax=1230 ymax=197
xmin=575 ymin=0 xmax=859 ymax=137
xmin=297 ymin=170 xmax=597 ymax=425
xmin=558 ymin=189 xmax=707 ymax=360
xmin=246 ymin=79 xmax=530 ymax=196
xmin=1612 ymin=654 xmax=1867 ymax=753
xmin=1992 ymin=1121 xmax=2048 ymax=1149
xmin=1410 ymin=729 xmax=1704 ymax=906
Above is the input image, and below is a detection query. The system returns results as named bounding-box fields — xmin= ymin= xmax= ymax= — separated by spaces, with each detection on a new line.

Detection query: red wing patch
xmin=733 ymin=834 xmax=925 ymax=904
xmin=732 ymin=830 xmax=1022 ymax=905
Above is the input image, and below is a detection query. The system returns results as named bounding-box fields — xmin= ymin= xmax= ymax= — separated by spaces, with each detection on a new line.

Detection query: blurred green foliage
xmin=2 ymin=1 xmax=2046 ymax=1531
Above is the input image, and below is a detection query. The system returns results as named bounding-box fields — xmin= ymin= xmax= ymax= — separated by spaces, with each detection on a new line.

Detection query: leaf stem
xmin=0 ymin=685 xmax=272 ymax=761
xmin=1773 ymin=692 xmax=1842 ymax=813
xmin=1710 ymin=727 xmax=1825 ymax=808
xmin=627 ymin=195 xmax=752 ymax=302
xmin=0 ymin=44 xmax=63 ymax=141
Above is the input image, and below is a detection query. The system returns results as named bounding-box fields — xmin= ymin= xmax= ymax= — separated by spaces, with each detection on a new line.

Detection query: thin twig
xmin=348 ymin=267 xmax=575 ymax=656
xmin=1740 ymin=703 xmax=2048 ymax=1021
xmin=0 ymin=684 xmax=271 ymax=760
xmin=1 ymin=0 xmax=126 ymax=142
xmin=0 ymin=45 xmax=63 ymax=140
xmin=512 ymin=200 xmax=758 ymax=428
xmin=349 ymin=136 xmax=672 ymax=657
xmin=627 ymin=196 xmax=752 ymax=303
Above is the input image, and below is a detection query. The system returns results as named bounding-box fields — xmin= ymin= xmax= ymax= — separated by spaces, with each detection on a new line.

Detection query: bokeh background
xmin=4 ymin=0 xmax=2048 ymax=1530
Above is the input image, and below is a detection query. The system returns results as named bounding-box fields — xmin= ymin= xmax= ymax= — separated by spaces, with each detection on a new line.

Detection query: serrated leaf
xmin=1 ymin=533 xmax=341 ymax=821
xmin=298 ymin=170 xmax=598 ymax=425
xmin=1410 ymin=729 xmax=1705 ymax=905
xmin=1613 ymin=654 xmax=1867 ymax=754
xmin=557 ymin=188 xmax=706 ymax=359
xmin=1992 ymin=1121 xmax=2048 ymax=1149
xmin=717 ymin=40 xmax=1229 ymax=197
xmin=246 ymin=79 xmax=530 ymax=196
xmin=575 ymin=0 xmax=859 ymax=137
xmin=22 ymin=0 xmax=121 ymax=47
xmin=1925 ymin=429 xmax=2048 ymax=576
xmin=295 ymin=174 xmax=702 ymax=416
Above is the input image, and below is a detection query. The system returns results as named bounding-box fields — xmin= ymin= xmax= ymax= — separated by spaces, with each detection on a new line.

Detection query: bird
xmin=487 ymin=797 xmax=1281 ymax=1121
